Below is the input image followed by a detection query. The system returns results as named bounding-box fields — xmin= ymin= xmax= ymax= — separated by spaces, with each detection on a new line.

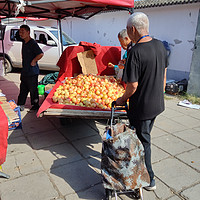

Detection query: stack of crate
xmin=0 ymin=90 xmax=22 ymax=130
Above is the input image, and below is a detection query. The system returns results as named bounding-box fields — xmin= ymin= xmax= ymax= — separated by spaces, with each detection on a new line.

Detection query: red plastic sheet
xmin=37 ymin=43 xmax=121 ymax=117
xmin=57 ymin=42 xmax=121 ymax=80
xmin=0 ymin=104 xmax=8 ymax=165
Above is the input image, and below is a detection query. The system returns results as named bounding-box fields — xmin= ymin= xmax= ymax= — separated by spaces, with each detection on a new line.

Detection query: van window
xmin=34 ymin=30 xmax=57 ymax=46
xmin=10 ymin=29 xmax=23 ymax=42
xmin=50 ymin=30 xmax=76 ymax=46
xmin=34 ymin=31 xmax=47 ymax=44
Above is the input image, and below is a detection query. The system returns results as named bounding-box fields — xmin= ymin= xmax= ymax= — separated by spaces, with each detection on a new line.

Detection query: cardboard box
xmin=0 ymin=96 xmax=7 ymax=102
xmin=0 ymin=102 xmax=19 ymax=123
xmin=77 ymin=50 xmax=98 ymax=75
xmin=45 ymin=84 xmax=55 ymax=92
xmin=0 ymin=89 xmax=7 ymax=102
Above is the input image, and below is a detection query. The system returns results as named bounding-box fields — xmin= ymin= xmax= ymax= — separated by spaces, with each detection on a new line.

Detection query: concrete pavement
xmin=0 ymin=71 xmax=200 ymax=200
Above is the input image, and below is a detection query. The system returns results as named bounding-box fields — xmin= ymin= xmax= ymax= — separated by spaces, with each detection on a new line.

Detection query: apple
xmin=53 ymin=74 xmax=125 ymax=109
xmin=52 ymin=96 xmax=58 ymax=103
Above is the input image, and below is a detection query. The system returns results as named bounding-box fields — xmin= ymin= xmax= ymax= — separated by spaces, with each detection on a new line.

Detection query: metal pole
xmin=1 ymin=39 xmax=6 ymax=75
xmin=25 ymin=0 xmax=68 ymax=5
xmin=57 ymin=18 xmax=63 ymax=56
xmin=0 ymin=23 xmax=6 ymax=75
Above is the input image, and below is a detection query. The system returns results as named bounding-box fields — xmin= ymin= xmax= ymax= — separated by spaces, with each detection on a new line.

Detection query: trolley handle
xmin=111 ymin=101 xmax=128 ymax=128
xmin=111 ymin=101 xmax=128 ymax=111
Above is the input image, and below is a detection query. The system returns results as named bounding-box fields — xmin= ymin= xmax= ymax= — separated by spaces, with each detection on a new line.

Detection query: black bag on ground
xmin=165 ymin=79 xmax=188 ymax=95
xmin=175 ymin=78 xmax=188 ymax=93
xmin=165 ymin=82 xmax=179 ymax=95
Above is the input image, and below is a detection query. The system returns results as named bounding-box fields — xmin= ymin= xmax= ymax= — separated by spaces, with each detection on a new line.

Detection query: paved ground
xmin=0 ymin=71 xmax=200 ymax=200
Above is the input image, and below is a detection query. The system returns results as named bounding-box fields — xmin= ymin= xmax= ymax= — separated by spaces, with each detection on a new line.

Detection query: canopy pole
xmin=0 ymin=24 xmax=6 ymax=75
xmin=1 ymin=40 xmax=6 ymax=75
xmin=57 ymin=18 xmax=63 ymax=57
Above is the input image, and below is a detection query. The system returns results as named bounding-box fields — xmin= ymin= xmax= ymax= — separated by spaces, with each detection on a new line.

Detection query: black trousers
xmin=17 ymin=74 xmax=39 ymax=106
xmin=129 ymin=116 xmax=156 ymax=182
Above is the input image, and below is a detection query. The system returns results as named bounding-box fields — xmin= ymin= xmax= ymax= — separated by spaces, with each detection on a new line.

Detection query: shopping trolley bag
xmin=101 ymin=102 xmax=150 ymax=199
xmin=101 ymin=123 xmax=150 ymax=191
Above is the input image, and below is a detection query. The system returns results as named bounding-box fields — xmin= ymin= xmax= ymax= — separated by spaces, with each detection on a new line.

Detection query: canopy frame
xmin=0 ymin=0 xmax=134 ymax=72
xmin=0 ymin=0 xmax=134 ymax=20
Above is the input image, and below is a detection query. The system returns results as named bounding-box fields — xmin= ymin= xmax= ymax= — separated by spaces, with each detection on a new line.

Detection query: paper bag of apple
xmin=52 ymin=74 xmax=126 ymax=110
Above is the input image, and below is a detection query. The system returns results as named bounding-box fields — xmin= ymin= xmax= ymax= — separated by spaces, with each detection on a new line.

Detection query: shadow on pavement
xmin=5 ymin=114 xmax=106 ymax=199
xmin=49 ymin=118 xmax=105 ymax=199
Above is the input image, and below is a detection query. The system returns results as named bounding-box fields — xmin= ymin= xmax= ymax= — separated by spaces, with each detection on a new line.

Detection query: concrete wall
xmin=143 ymin=5 xmax=199 ymax=81
xmin=187 ymin=10 xmax=200 ymax=97
xmin=27 ymin=3 xmax=200 ymax=81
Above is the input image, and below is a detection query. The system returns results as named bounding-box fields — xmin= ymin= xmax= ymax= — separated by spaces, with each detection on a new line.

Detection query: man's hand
xmin=116 ymin=97 xmax=126 ymax=106
xmin=31 ymin=60 xmax=36 ymax=66
xmin=118 ymin=60 xmax=125 ymax=69
xmin=108 ymin=62 xmax=115 ymax=68
xmin=31 ymin=53 xmax=44 ymax=66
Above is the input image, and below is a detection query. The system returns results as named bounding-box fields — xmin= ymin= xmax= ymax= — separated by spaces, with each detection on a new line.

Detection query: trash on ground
xmin=178 ymin=99 xmax=200 ymax=109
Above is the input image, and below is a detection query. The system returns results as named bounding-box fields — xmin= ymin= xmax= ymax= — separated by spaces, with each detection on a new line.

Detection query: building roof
xmin=134 ymin=0 xmax=200 ymax=9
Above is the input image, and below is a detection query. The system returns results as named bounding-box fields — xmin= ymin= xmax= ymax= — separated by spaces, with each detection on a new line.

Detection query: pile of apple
xmin=52 ymin=74 xmax=125 ymax=109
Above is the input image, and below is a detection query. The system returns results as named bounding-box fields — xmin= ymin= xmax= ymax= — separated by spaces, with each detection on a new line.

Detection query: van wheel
xmin=0 ymin=57 xmax=12 ymax=73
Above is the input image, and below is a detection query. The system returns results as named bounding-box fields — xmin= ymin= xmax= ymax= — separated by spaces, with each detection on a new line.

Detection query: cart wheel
xmin=135 ymin=189 xmax=141 ymax=199
xmin=126 ymin=189 xmax=140 ymax=199
xmin=105 ymin=189 xmax=112 ymax=200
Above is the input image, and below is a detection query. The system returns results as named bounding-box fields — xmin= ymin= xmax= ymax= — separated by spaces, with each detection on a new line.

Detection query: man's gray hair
xmin=118 ymin=29 xmax=129 ymax=39
xmin=127 ymin=12 xmax=149 ymax=34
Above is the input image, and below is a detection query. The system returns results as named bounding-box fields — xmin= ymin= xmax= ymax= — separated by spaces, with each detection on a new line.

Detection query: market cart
xmin=37 ymin=43 xmax=123 ymax=119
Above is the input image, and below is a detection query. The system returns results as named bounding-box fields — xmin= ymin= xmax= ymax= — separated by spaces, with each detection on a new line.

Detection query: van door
xmin=7 ymin=28 xmax=23 ymax=68
xmin=34 ymin=30 xmax=59 ymax=71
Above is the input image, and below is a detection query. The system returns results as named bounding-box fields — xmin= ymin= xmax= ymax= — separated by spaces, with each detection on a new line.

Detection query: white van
xmin=0 ymin=25 xmax=77 ymax=72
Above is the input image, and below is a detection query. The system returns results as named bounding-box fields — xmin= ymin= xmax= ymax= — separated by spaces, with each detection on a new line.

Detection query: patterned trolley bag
xmin=101 ymin=102 xmax=150 ymax=200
